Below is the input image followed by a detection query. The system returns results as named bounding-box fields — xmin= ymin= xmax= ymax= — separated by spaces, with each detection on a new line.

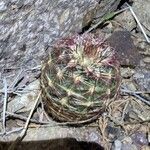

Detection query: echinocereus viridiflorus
xmin=41 ymin=33 xmax=120 ymax=124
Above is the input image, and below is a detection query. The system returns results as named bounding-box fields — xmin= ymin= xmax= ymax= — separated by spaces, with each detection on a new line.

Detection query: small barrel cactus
xmin=41 ymin=34 xmax=120 ymax=124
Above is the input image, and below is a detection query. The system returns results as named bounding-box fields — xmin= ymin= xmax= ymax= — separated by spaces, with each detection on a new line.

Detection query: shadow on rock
xmin=0 ymin=138 xmax=104 ymax=150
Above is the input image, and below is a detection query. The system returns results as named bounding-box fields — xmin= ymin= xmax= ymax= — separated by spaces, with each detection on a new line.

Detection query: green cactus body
xmin=41 ymin=34 xmax=120 ymax=123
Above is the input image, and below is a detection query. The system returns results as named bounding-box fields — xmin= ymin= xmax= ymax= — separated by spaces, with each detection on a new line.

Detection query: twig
xmin=5 ymin=127 xmax=23 ymax=135
xmin=126 ymin=3 xmax=150 ymax=43
xmin=121 ymin=86 xmax=150 ymax=106
xmin=132 ymin=93 xmax=150 ymax=106
xmin=124 ymin=118 xmax=150 ymax=125
xmin=16 ymin=88 xmax=40 ymax=94
xmin=1 ymin=110 xmax=102 ymax=127
xmin=2 ymin=78 xmax=8 ymax=134
xmin=0 ymin=88 xmax=40 ymax=95
xmin=9 ymin=69 xmax=23 ymax=89
xmin=20 ymin=91 xmax=41 ymax=137
xmin=25 ymin=65 xmax=41 ymax=71
xmin=121 ymin=100 xmax=129 ymax=122
xmin=142 ymin=23 xmax=150 ymax=33
xmin=4 ymin=111 xmax=51 ymax=124
xmin=120 ymin=89 xmax=150 ymax=94
xmin=8 ymin=91 xmax=41 ymax=150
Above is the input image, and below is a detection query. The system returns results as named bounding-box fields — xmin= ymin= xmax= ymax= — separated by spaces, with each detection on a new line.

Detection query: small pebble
xmin=143 ymin=57 xmax=150 ymax=63
xmin=114 ymin=140 xmax=122 ymax=150
xmin=133 ymin=68 xmax=150 ymax=91
xmin=148 ymin=133 xmax=150 ymax=143
xmin=88 ymin=132 xmax=99 ymax=142
xmin=121 ymin=68 xmax=134 ymax=78
xmin=132 ymin=132 xmax=149 ymax=146
xmin=121 ymin=143 xmax=137 ymax=150
xmin=0 ymin=1 xmax=7 ymax=12
xmin=122 ymin=137 xmax=132 ymax=144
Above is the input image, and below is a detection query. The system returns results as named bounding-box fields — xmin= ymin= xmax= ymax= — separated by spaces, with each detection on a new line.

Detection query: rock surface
xmin=0 ymin=138 xmax=104 ymax=150
xmin=133 ymin=68 xmax=150 ymax=91
xmin=107 ymin=31 xmax=142 ymax=67
xmin=0 ymin=0 xmax=121 ymax=71
xmin=132 ymin=0 xmax=150 ymax=37
xmin=0 ymin=0 xmax=96 ymax=70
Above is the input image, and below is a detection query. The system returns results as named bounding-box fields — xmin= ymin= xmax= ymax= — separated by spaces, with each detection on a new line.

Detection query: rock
xmin=132 ymin=0 xmax=150 ymax=37
xmin=0 ymin=1 xmax=7 ymax=12
xmin=0 ymin=138 xmax=104 ymax=150
xmin=132 ymin=132 xmax=149 ymax=146
xmin=114 ymin=140 xmax=122 ymax=150
xmin=0 ymin=126 xmax=102 ymax=145
xmin=84 ymin=131 xmax=100 ymax=144
xmin=133 ymin=68 xmax=150 ymax=91
xmin=94 ymin=0 xmax=121 ymax=20
xmin=0 ymin=0 xmax=97 ymax=68
xmin=121 ymin=143 xmax=138 ymax=150
xmin=114 ymin=9 xmax=136 ymax=32
xmin=113 ymin=0 xmax=150 ymax=43
xmin=122 ymin=137 xmax=133 ymax=144
xmin=143 ymin=57 xmax=150 ymax=63
xmin=0 ymin=0 xmax=121 ymax=71
xmin=121 ymin=137 xmax=138 ymax=150
xmin=107 ymin=31 xmax=142 ymax=67
xmin=120 ymin=67 xmax=134 ymax=78
xmin=122 ymin=81 xmax=137 ymax=91
xmin=148 ymin=133 xmax=150 ymax=143
xmin=7 ymin=80 xmax=40 ymax=113
xmin=106 ymin=125 xmax=121 ymax=140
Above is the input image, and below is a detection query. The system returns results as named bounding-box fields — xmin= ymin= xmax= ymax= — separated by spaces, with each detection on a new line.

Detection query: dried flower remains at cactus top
xmin=41 ymin=34 xmax=120 ymax=123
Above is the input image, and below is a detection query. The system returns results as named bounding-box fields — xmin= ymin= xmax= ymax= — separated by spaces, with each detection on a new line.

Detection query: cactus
xmin=41 ymin=34 xmax=120 ymax=123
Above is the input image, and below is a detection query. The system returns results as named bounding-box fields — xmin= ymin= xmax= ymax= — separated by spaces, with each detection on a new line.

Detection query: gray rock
xmin=132 ymin=0 xmax=150 ymax=37
xmin=0 ymin=0 xmax=121 ymax=71
xmin=0 ymin=1 xmax=7 ymax=12
xmin=132 ymin=132 xmax=149 ymax=146
xmin=120 ymin=68 xmax=134 ymax=78
xmin=143 ymin=57 xmax=150 ymax=63
xmin=114 ymin=9 xmax=136 ymax=32
xmin=114 ymin=140 xmax=122 ymax=150
xmin=133 ymin=68 xmax=150 ymax=91
xmin=121 ymin=143 xmax=137 ymax=150
xmin=107 ymin=31 xmax=142 ymax=67
xmin=0 ymin=0 xmax=96 ymax=70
